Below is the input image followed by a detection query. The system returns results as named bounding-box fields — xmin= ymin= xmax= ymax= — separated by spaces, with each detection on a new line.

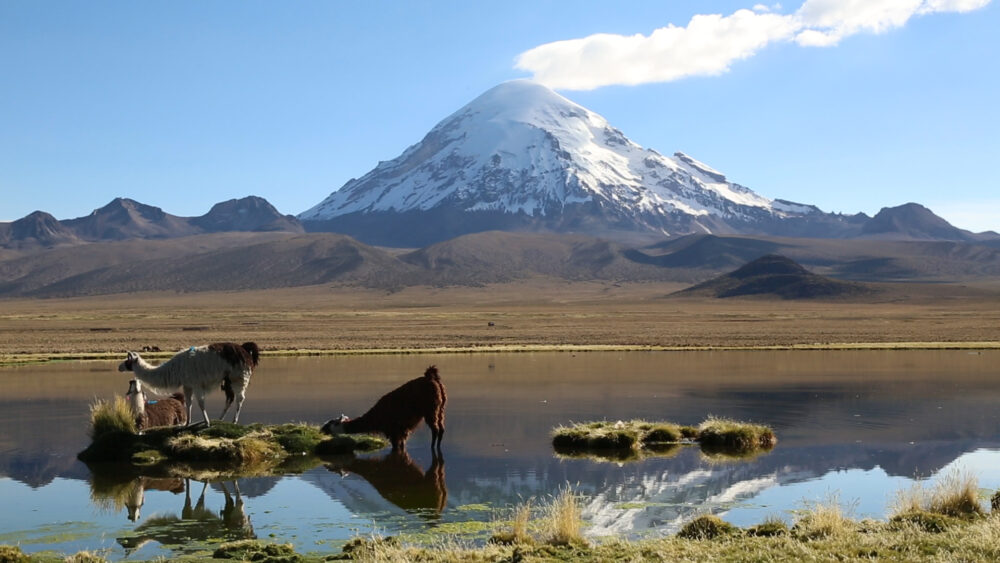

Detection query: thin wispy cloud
xmin=515 ymin=0 xmax=992 ymax=89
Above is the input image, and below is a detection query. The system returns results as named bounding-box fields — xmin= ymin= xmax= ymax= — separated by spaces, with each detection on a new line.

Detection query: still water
xmin=1 ymin=351 xmax=999 ymax=559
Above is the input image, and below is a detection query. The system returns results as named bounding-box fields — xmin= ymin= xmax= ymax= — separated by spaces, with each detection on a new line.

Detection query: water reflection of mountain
xmin=0 ymin=450 xmax=88 ymax=487
xmin=301 ymin=438 xmax=1000 ymax=539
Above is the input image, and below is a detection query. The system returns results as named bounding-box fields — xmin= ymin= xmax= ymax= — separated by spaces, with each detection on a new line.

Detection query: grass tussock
xmin=546 ymin=488 xmax=586 ymax=547
xmin=677 ymin=514 xmax=738 ymax=540
xmin=488 ymin=489 xmax=585 ymax=548
xmin=745 ymin=516 xmax=789 ymax=537
xmin=88 ymin=396 xmax=136 ymax=439
xmin=63 ymin=551 xmax=108 ymax=563
xmin=792 ymin=495 xmax=855 ymax=540
xmin=892 ymin=467 xmax=985 ymax=521
xmin=0 ymin=545 xmax=29 ymax=563
xmin=552 ymin=421 xmax=641 ymax=451
xmin=696 ymin=416 xmax=777 ymax=452
xmin=490 ymin=499 xmax=535 ymax=546
xmin=552 ymin=417 xmax=774 ymax=457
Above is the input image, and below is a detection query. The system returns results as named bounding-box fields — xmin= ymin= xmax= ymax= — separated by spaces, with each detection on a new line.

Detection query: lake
xmin=1 ymin=350 xmax=999 ymax=559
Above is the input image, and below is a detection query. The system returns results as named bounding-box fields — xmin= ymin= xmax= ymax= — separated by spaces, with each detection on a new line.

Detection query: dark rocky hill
xmin=191 ymin=196 xmax=304 ymax=234
xmin=861 ymin=203 xmax=974 ymax=241
xmin=676 ymin=254 xmax=872 ymax=299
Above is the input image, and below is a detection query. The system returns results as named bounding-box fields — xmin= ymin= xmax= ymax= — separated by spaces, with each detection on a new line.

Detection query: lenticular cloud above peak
xmin=515 ymin=0 xmax=993 ymax=90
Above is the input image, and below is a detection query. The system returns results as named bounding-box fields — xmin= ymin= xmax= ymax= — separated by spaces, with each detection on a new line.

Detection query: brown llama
xmin=322 ymin=365 xmax=447 ymax=453
xmin=126 ymin=379 xmax=187 ymax=430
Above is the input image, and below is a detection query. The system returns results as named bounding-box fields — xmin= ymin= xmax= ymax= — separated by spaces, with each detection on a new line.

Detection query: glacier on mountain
xmin=300 ymin=80 xmax=805 ymax=239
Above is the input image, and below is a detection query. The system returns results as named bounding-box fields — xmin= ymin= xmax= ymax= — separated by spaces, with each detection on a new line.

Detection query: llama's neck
xmin=128 ymin=389 xmax=146 ymax=418
xmin=344 ymin=414 xmax=378 ymax=435
xmin=131 ymin=356 xmax=184 ymax=392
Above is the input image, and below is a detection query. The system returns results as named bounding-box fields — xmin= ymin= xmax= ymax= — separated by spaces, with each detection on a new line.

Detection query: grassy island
xmin=78 ymin=396 xmax=386 ymax=469
xmin=552 ymin=417 xmax=776 ymax=459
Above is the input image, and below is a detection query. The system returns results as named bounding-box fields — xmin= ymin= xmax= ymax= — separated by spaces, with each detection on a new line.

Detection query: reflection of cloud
xmin=707 ymin=475 xmax=779 ymax=504
xmin=516 ymin=0 xmax=993 ymax=90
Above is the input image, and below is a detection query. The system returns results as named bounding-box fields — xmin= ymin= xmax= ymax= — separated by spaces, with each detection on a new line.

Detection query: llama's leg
xmin=230 ymin=381 xmax=247 ymax=424
xmin=218 ymin=374 xmax=235 ymax=420
xmin=196 ymin=393 xmax=211 ymax=427
xmin=425 ymin=414 xmax=442 ymax=452
xmin=183 ymin=386 xmax=195 ymax=427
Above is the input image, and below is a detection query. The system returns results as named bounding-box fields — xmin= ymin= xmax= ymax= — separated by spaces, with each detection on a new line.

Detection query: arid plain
xmin=3 ymin=278 xmax=1000 ymax=365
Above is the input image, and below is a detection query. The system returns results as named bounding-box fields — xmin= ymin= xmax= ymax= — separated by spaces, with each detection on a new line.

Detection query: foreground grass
xmin=9 ymin=491 xmax=1000 ymax=562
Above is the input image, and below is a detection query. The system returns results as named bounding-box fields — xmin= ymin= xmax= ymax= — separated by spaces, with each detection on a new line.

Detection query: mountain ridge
xmin=1 ymin=196 xmax=303 ymax=248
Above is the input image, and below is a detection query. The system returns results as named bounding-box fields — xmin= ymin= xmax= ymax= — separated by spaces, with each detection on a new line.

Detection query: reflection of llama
xmin=117 ymin=478 xmax=255 ymax=554
xmin=121 ymin=477 xmax=186 ymax=522
xmin=322 ymin=365 xmax=446 ymax=452
xmin=126 ymin=379 xmax=187 ymax=430
xmin=327 ymin=450 xmax=447 ymax=518
xmin=118 ymin=342 xmax=260 ymax=426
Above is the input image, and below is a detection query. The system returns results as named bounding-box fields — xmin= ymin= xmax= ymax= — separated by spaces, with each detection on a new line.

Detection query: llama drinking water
xmin=126 ymin=379 xmax=186 ymax=430
xmin=118 ymin=342 xmax=259 ymax=426
xmin=322 ymin=365 xmax=447 ymax=453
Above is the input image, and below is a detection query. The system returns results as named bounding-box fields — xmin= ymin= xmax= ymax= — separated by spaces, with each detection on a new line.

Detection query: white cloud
xmin=515 ymin=0 xmax=993 ymax=89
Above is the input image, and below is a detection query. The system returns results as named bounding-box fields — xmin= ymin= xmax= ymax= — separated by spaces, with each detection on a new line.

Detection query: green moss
xmin=890 ymin=510 xmax=959 ymax=533
xmin=315 ymin=434 xmax=388 ymax=455
xmin=745 ymin=518 xmax=789 ymax=537
xmin=213 ymin=539 xmax=302 ymax=562
xmin=269 ymin=424 xmax=325 ymax=454
xmin=677 ymin=515 xmax=738 ymax=540
xmin=130 ymin=449 xmax=164 ymax=465
xmin=79 ymin=422 xmax=386 ymax=467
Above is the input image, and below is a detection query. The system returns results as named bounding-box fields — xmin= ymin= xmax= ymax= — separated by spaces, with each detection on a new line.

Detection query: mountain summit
xmin=301 ymin=80 xmax=823 ymax=246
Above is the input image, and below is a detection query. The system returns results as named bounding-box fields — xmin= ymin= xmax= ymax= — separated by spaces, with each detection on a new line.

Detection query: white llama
xmin=118 ymin=342 xmax=259 ymax=426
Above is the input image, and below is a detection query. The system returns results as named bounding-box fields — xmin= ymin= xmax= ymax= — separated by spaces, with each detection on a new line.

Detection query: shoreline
xmin=3 ymin=340 xmax=998 ymax=367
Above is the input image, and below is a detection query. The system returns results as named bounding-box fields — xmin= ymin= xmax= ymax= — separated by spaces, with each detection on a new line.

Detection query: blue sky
xmin=2 ymin=1 xmax=998 ymax=231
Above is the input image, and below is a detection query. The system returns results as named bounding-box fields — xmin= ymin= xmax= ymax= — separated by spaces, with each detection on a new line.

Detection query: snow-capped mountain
xmin=301 ymin=80 xmax=836 ymax=246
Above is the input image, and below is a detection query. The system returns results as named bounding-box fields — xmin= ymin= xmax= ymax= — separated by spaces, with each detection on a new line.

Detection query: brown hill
xmin=20 ymin=233 xmax=416 ymax=297
xmin=191 ymin=196 xmax=304 ymax=233
xmin=399 ymin=231 xmax=669 ymax=284
xmin=676 ymin=254 xmax=872 ymax=299
xmin=3 ymin=230 xmax=1000 ymax=298
xmin=0 ymin=211 xmax=80 ymax=248
xmin=62 ymin=198 xmax=200 ymax=240
xmin=626 ymin=234 xmax=784 ymax=270
xmin=860 ymin=203 xmax=975 ymax=241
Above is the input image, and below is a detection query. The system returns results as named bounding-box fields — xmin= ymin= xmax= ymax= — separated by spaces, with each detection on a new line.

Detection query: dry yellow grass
xmin=1 ymin=281 xmax=999 ymax=365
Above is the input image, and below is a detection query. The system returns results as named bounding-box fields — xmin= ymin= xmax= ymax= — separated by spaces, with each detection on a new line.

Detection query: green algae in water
xmin=0 ymin=522 xmax=100 ymax=546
